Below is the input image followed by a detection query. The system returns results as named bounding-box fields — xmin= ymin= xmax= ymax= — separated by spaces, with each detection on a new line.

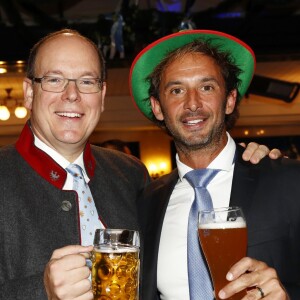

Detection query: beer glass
xmin=198 ymin=206 xmax=247 ymax=300
xmin=91 ymin=228 xmax=140 ymax=299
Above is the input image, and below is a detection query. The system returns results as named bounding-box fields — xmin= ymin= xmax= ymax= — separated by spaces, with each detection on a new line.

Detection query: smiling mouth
xmin=56 ymin=112 xmax=83 ymax=118
xmin=185 ymin=119 xmax=204 ymax=125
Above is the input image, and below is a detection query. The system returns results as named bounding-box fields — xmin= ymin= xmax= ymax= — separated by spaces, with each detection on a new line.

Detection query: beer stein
xmin=198 ymin=206 xmax=247 ymax=300
xmin=91 ymin=228 xmax=140 ymax=299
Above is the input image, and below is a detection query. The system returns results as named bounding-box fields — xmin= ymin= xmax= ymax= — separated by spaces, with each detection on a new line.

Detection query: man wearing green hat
xmin=131 ymin=30 xmax=300 ymax=299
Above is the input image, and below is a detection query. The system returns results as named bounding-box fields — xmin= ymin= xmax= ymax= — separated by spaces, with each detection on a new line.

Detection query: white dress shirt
xmin=157 ymin=133 xmax=236 ymax=299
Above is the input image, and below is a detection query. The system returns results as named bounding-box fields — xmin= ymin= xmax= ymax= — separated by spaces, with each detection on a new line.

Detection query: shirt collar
xmin=177 ymin=132 xmax=236 ymax=181
xmin=34 ymin=135 xmax=89 ymax=181
xmin=34 ymin=135 xmax=73 ymax=169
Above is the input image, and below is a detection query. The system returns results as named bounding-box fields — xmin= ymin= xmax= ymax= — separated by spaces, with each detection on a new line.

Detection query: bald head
xmin=26 ymin=29 xmax=106 ymax=81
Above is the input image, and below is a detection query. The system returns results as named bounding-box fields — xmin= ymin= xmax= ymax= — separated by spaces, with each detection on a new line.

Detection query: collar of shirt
xmin=176 ymin=132 xmax=236 ymax=181
xmin=33 ymin=134 xmax=90 ymax=185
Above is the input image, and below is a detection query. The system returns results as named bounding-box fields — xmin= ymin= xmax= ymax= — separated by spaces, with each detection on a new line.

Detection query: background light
xmin=0 ymin=105 xmax=10 ymax=121
xmin=14 ymin=106 xmax=27 ymax=119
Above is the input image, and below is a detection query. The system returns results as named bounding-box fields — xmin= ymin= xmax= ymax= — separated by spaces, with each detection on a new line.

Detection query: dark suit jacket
xmin=0 ymin=123 xmax=150 ymax=299
xmin=138 ymin=145 xmax=300 ymax=300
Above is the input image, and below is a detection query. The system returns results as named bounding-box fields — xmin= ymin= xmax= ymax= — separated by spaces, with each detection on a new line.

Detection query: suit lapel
xmin=230 ymin=145 xmax=259 ymax=219
xmin=148 ymin=170 xmax=179 ymax=235
xmin=142 ymin=169 xmax=179 ymax=300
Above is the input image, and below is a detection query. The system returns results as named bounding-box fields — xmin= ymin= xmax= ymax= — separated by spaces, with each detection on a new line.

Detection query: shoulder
xmin=235 ymin=144 xmax=300 ymax=183
xmin=91 ymin=145 xmax=150 ymax=182
xmin=0 ymin=144 xmax=16 ymax=156
xmin=0 ymin=144 xmax=20 ymax=168
xmin=91 ymin=145 xmax=144 ymax=167
xmin=143 ymin=169 xmax=178 ymax=195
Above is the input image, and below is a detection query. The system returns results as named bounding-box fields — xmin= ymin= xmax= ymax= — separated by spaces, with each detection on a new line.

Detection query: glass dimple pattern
xmin=92 ymin=249 xmax=139 ymax=299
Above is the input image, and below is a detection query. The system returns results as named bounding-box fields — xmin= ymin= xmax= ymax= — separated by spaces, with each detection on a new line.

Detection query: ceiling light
xmin=14 ymin=106 xmax=28 ymax=119
xmin=0 ymin=105 xmax=10 ymax=121
xmin=0 ymin=88 xmax=28 ymax=121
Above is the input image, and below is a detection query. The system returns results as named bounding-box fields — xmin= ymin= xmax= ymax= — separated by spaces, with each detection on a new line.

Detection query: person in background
xmin=130 ymin=30 xmax=300 ymax=299
xmin=100 ymin=139 xmax=132 ymax=154
xmin=0 ymin=28 xmax=279 ymax=300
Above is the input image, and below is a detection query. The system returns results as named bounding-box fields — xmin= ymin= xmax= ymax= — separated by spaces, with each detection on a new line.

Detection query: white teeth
xmin=187 ymin=119 xmax=203 ymax=124
xmin=57 ymin=112 xmax=82 ymax=118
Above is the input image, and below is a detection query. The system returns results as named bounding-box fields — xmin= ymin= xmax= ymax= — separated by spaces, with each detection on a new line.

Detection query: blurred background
xmin=0 ymin=0 xmax=299 ymax=177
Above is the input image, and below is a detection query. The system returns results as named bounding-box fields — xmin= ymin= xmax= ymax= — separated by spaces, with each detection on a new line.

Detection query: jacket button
xmin=61 ymin=200 xmax=72 ymax=211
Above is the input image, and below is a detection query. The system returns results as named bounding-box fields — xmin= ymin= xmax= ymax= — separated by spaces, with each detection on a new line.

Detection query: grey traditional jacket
xmin=0 ymin=122 xmax=150 ymax=299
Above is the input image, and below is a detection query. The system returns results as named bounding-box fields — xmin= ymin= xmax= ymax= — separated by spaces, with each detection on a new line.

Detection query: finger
xmin=81 ymin=251 xmax=92 ymax=259
xmin=249 ymin=144 xmax=270 ymax=164
xmin=226 ymin=257 xmax=268 ymax=281
xmin=45 ymin=262 xmax=92 ymax=299
xmin=73 ymin=290 xmax=94 ymax=300
xmin=51 ymin=245 xmax=93 ymax=260
xmin=268 ymin=148 xmax=282 ymax=159
xmin=53 ymin=276 xmax=93 ymax=300
xmin=246 ymin=285 xmax=266 ymax=299
xmin=219 ymin=258 xmax=282 ymax=299
xmin=67 ymin=276 xmax=92 ymax=298
xmin=73 ymin=289 xmax=94 ymax=300
xmin=252 ymin=144 xmax=270 ymax=163
xmin=245 ymin=280 xmax=287 ymax=300
xmin=241 ymin=142 xmax=260 ymax=162
xmin=50 ymin=253 xmax=89 ymax=273
xmin=219 ymin=271 xmax=255 ymax=299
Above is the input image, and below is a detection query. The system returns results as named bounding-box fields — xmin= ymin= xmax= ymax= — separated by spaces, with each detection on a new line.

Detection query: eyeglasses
xmin=31 ymin=76 xmax=103 ymax=94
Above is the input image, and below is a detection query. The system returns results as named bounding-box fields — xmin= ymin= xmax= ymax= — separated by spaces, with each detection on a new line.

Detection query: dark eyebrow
xmin=200 ymin=77 xmax=220 ymax=85
xmin=163 ymin=77 xmax=220 ymax=91
xmin=163 ymin=81 xmax=182 ymax=91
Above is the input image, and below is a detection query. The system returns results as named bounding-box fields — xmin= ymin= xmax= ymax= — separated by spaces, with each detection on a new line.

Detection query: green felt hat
xmin=129 ymin=29 xmax=256 ymax=121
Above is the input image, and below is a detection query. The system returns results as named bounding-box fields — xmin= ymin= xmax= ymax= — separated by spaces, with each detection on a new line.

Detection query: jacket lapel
xmin=230 ymin=145 xmax=259 ymax=220
xmin=147 ymin=169 xmax=178 ymax=235
xmin=141 ymin=169 xmax=179 ymax=300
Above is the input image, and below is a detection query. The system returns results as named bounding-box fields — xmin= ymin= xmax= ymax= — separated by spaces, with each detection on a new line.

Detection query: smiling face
xmin=23 ymin=33 xmax=106 ymax=161
xmin=151 ymin=52 xmax=236 ymax=162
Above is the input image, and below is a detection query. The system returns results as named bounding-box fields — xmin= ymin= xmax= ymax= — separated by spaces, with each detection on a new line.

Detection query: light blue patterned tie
xmin=184 ymin=168 xmax=220 ymax=300
xmin=66 ymin=164 xmax=102 ymax=246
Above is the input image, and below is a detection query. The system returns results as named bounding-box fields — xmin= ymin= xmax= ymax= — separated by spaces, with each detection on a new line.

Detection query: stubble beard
xmin=163 ymin=106 xmax=227 ymax=156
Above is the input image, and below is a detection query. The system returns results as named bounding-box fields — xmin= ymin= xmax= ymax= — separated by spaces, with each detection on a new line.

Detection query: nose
xmin=183 ymin=89 xmax=202 ymax=112
xmin=62 ymin=80 xmax=80 ymax=103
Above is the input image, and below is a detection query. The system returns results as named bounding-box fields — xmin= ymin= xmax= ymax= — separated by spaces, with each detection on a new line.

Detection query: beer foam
xmin=93 ymin=246 xmax=139 ymax=253
xmin=199 ymin=219 xmax=246 ymax=229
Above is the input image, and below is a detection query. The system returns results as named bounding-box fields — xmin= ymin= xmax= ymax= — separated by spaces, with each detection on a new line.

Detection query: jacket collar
xmin=15 ymin=121 xmax=95 ymax=189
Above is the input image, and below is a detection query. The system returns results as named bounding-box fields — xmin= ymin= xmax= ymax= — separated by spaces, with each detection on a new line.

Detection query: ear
xmin=100 ymin=82 xmax=106 ymax=113
xmin=150 ymin=96 xmax=164 ymax=121
xmin=23 ymin=78 xmax=34 ymax=110
xmin=225 ymin=89 xmax=237 ymax=115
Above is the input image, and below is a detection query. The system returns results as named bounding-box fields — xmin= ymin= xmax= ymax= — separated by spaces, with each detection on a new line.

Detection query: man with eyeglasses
xmin=0 ymin=29 xmax=151 ymax=300
xmin=0 ymin=29 xmax=279 ymax=299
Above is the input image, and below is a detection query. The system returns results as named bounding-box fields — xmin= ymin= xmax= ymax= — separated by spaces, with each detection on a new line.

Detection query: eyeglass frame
xmin=30 ymin=75 xmax=104 ymax=94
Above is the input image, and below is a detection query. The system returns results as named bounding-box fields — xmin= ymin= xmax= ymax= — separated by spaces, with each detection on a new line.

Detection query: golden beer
xmin=198 ymin=221 xmax=247 ymax=300
xmin=92 ymin=246 xmax=139 ymax=299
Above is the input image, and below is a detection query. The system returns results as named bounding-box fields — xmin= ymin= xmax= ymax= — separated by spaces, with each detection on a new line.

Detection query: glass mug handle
xmin=86 ymin=257 xmax=93 ymax=269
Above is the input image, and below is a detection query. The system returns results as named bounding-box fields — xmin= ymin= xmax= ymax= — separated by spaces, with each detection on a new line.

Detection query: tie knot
xmin=184 ymin=168 xmax=219 ymax=189
xmin=66 ymin=164 xmax=84 ymax=180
